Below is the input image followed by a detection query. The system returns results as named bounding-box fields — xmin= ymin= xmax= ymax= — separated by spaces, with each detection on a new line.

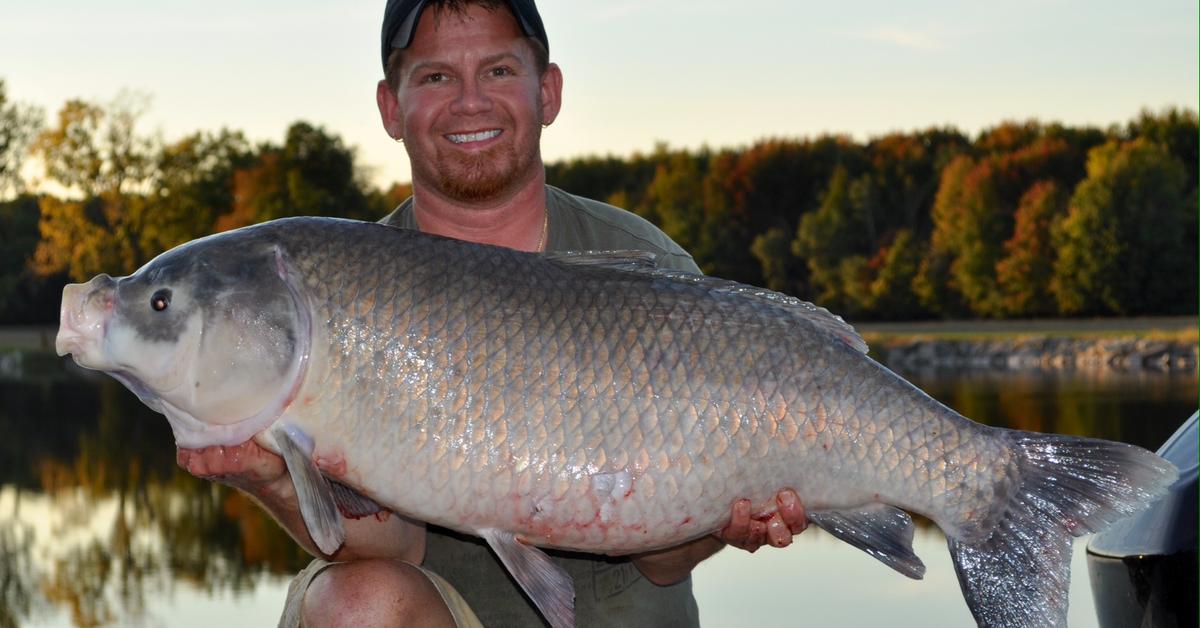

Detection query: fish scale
xmin=56 ymin=216 xmax=1178 ymax=628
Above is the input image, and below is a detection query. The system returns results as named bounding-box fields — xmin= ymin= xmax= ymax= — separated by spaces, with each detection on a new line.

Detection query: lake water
xmin=0 ymin=349 xmax=1194 ymax=627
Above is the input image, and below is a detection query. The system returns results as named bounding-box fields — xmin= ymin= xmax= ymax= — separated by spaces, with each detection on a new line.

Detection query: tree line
xmin=1 ymin=78 xmax=1195 ymax=324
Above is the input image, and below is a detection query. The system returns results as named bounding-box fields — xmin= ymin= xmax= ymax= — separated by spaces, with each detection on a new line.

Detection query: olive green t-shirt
xmin=381 ymin=184 xmax=701 ymax=274
xmin=379 ymin=185 xmax=702 ymax=627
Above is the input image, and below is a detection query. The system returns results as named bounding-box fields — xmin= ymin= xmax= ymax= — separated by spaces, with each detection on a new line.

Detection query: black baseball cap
xmin=380 ymin=0 xmax=549 ymax=71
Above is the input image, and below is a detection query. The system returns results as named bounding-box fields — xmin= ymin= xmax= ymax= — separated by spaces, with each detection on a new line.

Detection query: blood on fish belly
xmin=498 ymin=470 xmax=714 ymax=549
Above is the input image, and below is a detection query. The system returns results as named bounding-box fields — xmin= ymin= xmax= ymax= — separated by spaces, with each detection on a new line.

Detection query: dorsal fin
xmin=546 ymin=250 xmax=867 ymax=355
xmin=695 ymin=276 xmax=867 ymax=354
xmin=543 ymin=250 xmax=658 ymax=270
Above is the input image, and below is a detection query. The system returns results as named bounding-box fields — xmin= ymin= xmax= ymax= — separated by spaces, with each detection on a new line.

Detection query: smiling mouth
xmin=446 ymin=129 xmax=501 ymax=144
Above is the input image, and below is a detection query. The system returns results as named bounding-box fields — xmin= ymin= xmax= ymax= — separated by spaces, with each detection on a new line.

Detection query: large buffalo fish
xmin=56 ymin=217 xmax=1176 ymax=627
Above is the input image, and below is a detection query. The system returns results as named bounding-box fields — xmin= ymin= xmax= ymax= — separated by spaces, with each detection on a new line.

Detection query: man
xmin=178 ymin=1 xmax=807 ymax=625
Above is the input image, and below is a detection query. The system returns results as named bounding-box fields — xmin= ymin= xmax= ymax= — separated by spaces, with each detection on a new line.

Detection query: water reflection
xmin=0 ymin=352 xmax=1194 ymax=626
xmin=1 ymin=509 xmax=37 ymax=628
xmin=900 ymin=366 xmax=1195 ymax=448
xmin=0 ymin=357 xmax=311 ymax=627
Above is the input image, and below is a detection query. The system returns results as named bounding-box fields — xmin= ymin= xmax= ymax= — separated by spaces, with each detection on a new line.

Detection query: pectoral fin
xmin=275 ymin=425 xmax=345 ymax=556
xmin=479 ymin=528 xmax=575 ymax=628
xmin=808 ymin=503 xmax=925 ymax=579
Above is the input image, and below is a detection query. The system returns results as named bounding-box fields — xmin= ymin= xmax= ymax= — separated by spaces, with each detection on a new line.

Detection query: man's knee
xmin=302 ymin=560 xmax=456 ymax=627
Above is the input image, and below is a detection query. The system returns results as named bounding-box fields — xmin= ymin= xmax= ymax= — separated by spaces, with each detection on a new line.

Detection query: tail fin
xmin=949 ymin=431 xmax=1177 ymax=627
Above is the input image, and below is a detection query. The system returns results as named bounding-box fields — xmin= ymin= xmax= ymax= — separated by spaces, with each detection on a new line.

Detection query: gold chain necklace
xmin=535 ymin=208 xmax=549 ymax=252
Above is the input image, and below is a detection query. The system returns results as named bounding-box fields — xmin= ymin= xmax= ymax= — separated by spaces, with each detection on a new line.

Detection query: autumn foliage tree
xmin=2 ymin=76 xmax=1195 ymax=323
xmin=996 ymin=181 xmax=1068 ymax=316
xmin=30 ymin=94 xmax=157 ymax=281
xmin=916 ymin=124 xmax=1104 ymax=318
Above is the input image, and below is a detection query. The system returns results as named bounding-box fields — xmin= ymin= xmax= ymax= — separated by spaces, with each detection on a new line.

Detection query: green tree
xmin=749 ymin=227 xmax=797 ymax=293
xmin=914 ymin=155 xmax=981 ymax=317
xmin=219 ymin=122 xmax=372 ymax=230
xmin=139 ymin=129 xmax=252 ymax=254
xmin=793 ymin=166 xmax=870 ymax=310
xmin=700 ymin=137 xmax=862 ymax=284
xmin=0 ymin=79 xmax=43 ymax=198
xmin=949 ymin=158 xmax=1006 ymax=315
xmin=281 ymin=122 xmax=371 ymax=219
xmin=835 ymin=255 xmax=874 ymax=318
xmin=0 ymin=195 xmax=60 ymax=323
xmin=1051 ymin=139 xmax=1196 ymax=315
xmin=546 ymin=152 xmax=659 ymax=213
xmin=1124 ymin=108 xmax=1198 ymax=188
xmin=867 ymin=229 xmax=924 ymax=319
xmin=643 ymin=148 xmax=707 ymax=256
xmin=31 ymin=93 xmax=154 ymax=198
xmin=32 ymin=100 xmax=104 ymax=196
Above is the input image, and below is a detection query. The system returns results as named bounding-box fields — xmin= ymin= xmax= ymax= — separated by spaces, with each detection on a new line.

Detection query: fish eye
xmin=151 ymin=289 xmax=171 ymax=312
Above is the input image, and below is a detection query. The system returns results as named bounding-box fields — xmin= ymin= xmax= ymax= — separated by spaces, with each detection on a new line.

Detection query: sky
xmin=2 ymin=0 xmax=1196 ymax=190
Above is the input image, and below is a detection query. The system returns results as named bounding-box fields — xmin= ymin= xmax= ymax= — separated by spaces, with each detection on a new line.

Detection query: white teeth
xmin=447 ymin=130 xmax=501 ymax=144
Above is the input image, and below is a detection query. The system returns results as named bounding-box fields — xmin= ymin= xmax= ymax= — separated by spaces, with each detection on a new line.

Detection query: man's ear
xmin=376 ymin=80 xmax=404 ymax=141
xmin=538 ymin=63 xmax=563 ymax=126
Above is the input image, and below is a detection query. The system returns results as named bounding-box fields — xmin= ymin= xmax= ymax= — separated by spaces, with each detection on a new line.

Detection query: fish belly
xmin=289 ymin=334 xmax=1008 ymax=554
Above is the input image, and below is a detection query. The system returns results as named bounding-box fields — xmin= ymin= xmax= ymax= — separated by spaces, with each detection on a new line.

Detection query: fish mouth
xmin=56 ymin=278 xmax=115 ymax=367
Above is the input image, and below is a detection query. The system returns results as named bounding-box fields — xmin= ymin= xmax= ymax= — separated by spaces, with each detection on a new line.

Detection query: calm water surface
xmin=0 ymin=351 xmax=1194 ymax=627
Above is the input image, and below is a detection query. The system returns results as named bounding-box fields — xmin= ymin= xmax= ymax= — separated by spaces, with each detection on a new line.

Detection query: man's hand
xmin=716 ymin=489 xmax=808 ymax=553
xmin=632 ymin=489 xmax=808 ymax=585
xmin=178 ymin=439 xmax=427 ymax=563
xmin=176 ymin=440 xmax=290 ymax=499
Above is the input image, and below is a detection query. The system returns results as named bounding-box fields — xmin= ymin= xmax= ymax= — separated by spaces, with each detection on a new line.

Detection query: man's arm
xmin=177 ymin=441 xmax=426 ymax=562
xmin=631 ymin=489 xmax=808 ymax=586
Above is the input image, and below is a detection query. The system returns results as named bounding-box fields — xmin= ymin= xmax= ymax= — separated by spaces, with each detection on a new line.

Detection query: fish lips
xmin=56 ymin=278 xmax=116 ymax=365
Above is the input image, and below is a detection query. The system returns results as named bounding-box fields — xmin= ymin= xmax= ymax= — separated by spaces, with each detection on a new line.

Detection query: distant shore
xmin=852 ymin=315 xmax=1197 ymax=339
xmin=0 ymin=326 xmax=59 ymax=352
xmin=5 ymin=316 xmax=1197 ymax=372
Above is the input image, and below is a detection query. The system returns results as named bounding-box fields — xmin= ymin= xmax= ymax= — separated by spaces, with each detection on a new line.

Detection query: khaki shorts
xmin=278 ymin=558 xmax=483 ymax=628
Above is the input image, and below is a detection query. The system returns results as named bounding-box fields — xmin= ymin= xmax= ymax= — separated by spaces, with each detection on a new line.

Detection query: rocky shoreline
xmin=3 ymin=326 xmax=1196 ymax=377
xmin=878 ymin=337 xmax=1197 ymax=373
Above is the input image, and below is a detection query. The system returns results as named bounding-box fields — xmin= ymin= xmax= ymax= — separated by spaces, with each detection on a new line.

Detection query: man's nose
xmin=449 ymin=77 xmax=493 ymax=115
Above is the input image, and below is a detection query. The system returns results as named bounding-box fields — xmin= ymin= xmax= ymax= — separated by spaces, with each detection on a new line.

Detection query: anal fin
xmin=275 ymin=425 xmax=345 ymax=556
xmin=808 ymin=503 xmax=925 ymax=579
xmin=479 ymin=528 xmax=575 ymax=628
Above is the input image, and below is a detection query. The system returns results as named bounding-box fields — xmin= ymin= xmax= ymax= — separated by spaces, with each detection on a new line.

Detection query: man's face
xmin=377 ymin=4 xmax=562 ymax=204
